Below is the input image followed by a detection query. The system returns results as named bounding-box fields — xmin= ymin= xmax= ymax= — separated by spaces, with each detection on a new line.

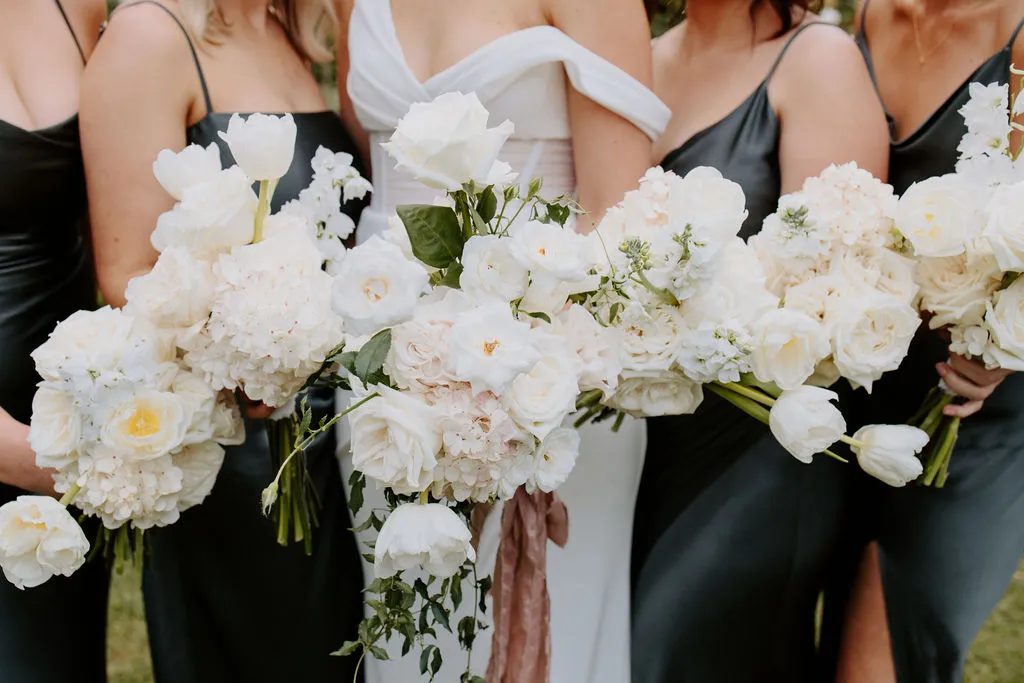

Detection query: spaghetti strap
xmin=52 ymin=0 xmax=85 ymax=64
xmin=109 ymin=0 xmax=214 ymax=115
xmin=857 ymin=0 xmax=872 ymax=41
xmin=765 ymin=22 xmax=834 ymax=83
xmin=1008 ymin=14 xmax=1024 ymax=48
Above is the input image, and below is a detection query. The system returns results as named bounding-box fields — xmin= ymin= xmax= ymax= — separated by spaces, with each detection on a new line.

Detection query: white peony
xmin=607 ymin=370 xmax=703 ymax=417
xmin=0 ymin=496 xmax=89 ymax=589
xmin=768 ymin=386 xmax=846 ymax=464
xmin=749 ymin=308 xmax=830 ymax=390
xmin=983 ymin=278 xmax=1024 ymax=370
xmin=124 ymin=247 xmax=217 ymax=329
xmin=447 ymin=301 xmax=543 ymax=395
xmin=381 ymin=91 xmax=515 ymax=190
xmin=218 ymin=113 xmax=297 ymax=181
xmin=984 ymin=180 xmax=1024 ymax=271
xmin=851 ymin=425 xmax=928 ymax=487
xmin=28 ymin=386 xmax=81 ymax=470
xmin=150 ymin=167 xmax=258 ymax=256
xmin=530 ymin=427 xmax=580 ymax=493
xmin=831 ymin=294 xmax=920 ymax=391
xmin=153 ymin=142 xmax=223 ymax=201
xmin=374 ymin=503 xmax=475 ymax=578
xmin=98 ymin=388 xmax=190 ymax=460
xmin=459 ymin=234 xmax=529 ymax=301
xmin=896 ymin=174 xmax=977 ymax=257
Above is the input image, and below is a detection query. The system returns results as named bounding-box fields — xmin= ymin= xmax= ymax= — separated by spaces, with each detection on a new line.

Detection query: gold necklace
xmin=908 ymin=0 xmax=984 ymax=65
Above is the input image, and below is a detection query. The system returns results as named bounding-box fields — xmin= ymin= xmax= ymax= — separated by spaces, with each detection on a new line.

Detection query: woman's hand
xmin=937 ymin=354 xmax=1013 ymax=418
xmin=241 ymin=394 xmax=276 ymax=420
xmin=0 ymin=407 xmax=56 ymax=497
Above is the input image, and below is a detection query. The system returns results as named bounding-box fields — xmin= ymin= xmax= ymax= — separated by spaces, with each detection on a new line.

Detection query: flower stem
xmin=253 ymin=179 xmax=270 ymax=243
xmin=837 ymin=434 xmax=865 ymax=450
xmin=719 ymin=381 xmax=776 ymax=409
xmin=58 ymin=484 xmax=81 ymax=507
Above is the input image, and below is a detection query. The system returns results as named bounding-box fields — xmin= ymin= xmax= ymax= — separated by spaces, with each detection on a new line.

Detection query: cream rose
xmin=607 ymin=370 xmax=704 ymax=417
xmin=983 ymin=278 xmax=1024 ymax=370
xmin=0 ymin=496 xmax=89 ymax=589
xmin=28 ymin=386 xmax=81 ymax=470
xmin=530 ymin=427 xmax=581 ymax=493
xmin=984 ymin=180 xmax=1024 ymax=271
xmin=915 ymin=249 xmax=1002 ymax=329
xmin=896 ymin=174 xmax=977 ymax=257
xmin=749 ymin=308 xmax=830 ymax=391
xmin=831 ymin=294 xmax=920 ymax=392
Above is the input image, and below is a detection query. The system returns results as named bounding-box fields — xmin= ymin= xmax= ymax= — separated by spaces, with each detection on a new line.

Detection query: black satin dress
xmin=0 ymin=3 xmax=109 ymax=681
xmin=631 ymin=23 xmax=855 ymax=683
xmin=114 ymin=4 xmax=368 ymax=683
xmin=818 ymin=9 xmax=1024 ymax=683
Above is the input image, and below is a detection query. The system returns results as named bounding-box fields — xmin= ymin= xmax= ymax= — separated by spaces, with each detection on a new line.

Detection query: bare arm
xmin=80 ymin=3 xmax=199 ymax=307
xmin=0 ymin=409 xmax=54 ymax=497
xmin=334 ymin=0 xmax=371 ymax=164
xmin=547 ymin=0 xmax=657 ymax=230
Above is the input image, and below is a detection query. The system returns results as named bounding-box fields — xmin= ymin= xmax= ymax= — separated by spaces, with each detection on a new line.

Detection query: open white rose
xmin=384 ymin=315 xmax=453 ymax=391
xmin=749 ymin=308 xmax=830 ymax=390
xmin=607 ymin=370 xmax=703 ymax=417
xmin=619 ymin=303 xmax=685 ymax=372
xmin=984 ymin=180 xmax=1024 ymax=271
xmin=983 ymin=278 xmax=1024 ymax=370
xmin=98 ymin=389 xmax=190 ymax=460
xmin=509 ymin=220 xmax=590 ymax=292
xmin=896 ymin=174 xmax=977 ymax=257
xmin=553 ymin=304 xmax=624 ymax=397
xmin=460 ymin=234 xmax=529 ymax=302
xmin=125 ymin=247 xmax=217 ymax=329
xmin=382 ymin=91 xmax=514 ymax=190
xmin=150 ymin=167 xmax=258 ymax=256
xmin=851 ymin=425 xmax=928 ymax=487
xmin=500 ymin=336 xmax=580 ymax=440
xmin=348 ymin=383 xmax=441 ymax=494
xmin=0 ymin=496 xmax=89 ymax=589
xmin=28 ymin=386 xmax=81 ymax=470
xmin=530 ymin=427 xmax=580 ymax=493
xmin=769 ymin=386 xmax=846 ymax=463
xmin=670 ymin=166 xmax=748 ymax=243
xmin=331 ymin=236 xmax=431 ymax=335
xmin=218 ymin=113 xmax=297 ymax=181
xmin=153 ymin=142 xmax=223 ymax=201
xmin=448 ymin=301 xmax=543 ymax=395
xmin=831 ymin=294 xmax=920 ymax=392
xmin=915 ymin=248 xmax=1001 ymax=329
xmin=374 ymin=503 xmax=475 ymax=578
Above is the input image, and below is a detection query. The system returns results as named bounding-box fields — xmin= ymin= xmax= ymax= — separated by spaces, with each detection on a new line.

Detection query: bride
xmin=333 ymin=0 xmax=669 ymax=680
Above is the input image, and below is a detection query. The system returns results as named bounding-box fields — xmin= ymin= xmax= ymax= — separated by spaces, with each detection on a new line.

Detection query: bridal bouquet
xmin=895 ymin=73 xmax=1024 ymax=486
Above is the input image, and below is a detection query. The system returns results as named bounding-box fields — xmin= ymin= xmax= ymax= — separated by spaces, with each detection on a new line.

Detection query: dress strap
xmin=109 ymin=0 xmax=214 ymax=115
xmin=765 ymin=22 xmax=835 ymax=83
xmin=1007 ymin=14 xmax=1024 ymax=49
xmin=52 ymin=0 xmax=85 ymax=64
xmin=857 ymin=0 xmax=872 ymax=42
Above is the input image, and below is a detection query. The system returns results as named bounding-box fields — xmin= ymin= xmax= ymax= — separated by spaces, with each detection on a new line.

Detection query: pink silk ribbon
xmin=485 ymin=488 xmax=570 ymax=683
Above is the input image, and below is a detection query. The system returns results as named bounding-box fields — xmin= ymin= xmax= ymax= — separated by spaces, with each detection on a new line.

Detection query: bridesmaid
xmin=630 ymin=2 xmax=888 ymax=681
xmin=0 ymin=1 xmax=110 ymax=681
xmin=825 ymin=2 xmax=1024 ymax=682
xmin=80 ymin=1 xmax=367 ymax=681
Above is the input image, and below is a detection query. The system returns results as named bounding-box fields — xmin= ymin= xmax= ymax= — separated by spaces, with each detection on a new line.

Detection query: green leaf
xmin=401 ymin=636 xmax=413 ymax=657
xmin=420 ymin=645 xmax=436 ymax=675
xmin=547 ymin=203 xmax=571 ymax=226
xmin=457 ymin=615 xmax=476 ymax=649
xmin=478 ymin=576 xmax=492 ymax=613
xmin=430 ymin=602 xmax=452 ymax=632
xmin=397 ymin=204 xmax=465 ymax=268
xmin=430 ymin=647 xmax=443 ymax=676
xmin=451 ymin=572 xmax=463 ymax=611
xmin=348 ymin=470 xmax=365 ymax=516
xmin=523 ymin=310 xmax=551 ymax=324
xmin=331 ymin=640 xmax=361 ymax=658
xmin=335 ymin=351 xmax=358 ymax=375
xmin=438 ymin=261 xmax=463 ymax=289
xmin=368 ymin=645 xmax=390 ymax=661
xmin=354 ymin=329 xmax=392 ymax=383
xmin=477 ymin=186 xmax=497 ymax=223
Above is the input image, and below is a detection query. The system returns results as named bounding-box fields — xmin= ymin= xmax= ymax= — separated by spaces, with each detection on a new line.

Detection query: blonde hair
xmin=179 ymin=0 xmax=336 ymax=62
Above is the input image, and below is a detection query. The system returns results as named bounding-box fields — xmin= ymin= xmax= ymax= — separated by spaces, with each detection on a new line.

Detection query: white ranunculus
xmin=607 ymin=370 xmax=704 ymax=417
xmin=124 ymin=247 xmax=217 ymax=329
xmin=531 ymin=427 xmax=580 ymax=493
xmin=374 ymin=503 xmax=475 ymax=578
xmin=153 ymin=142 xmax=223 ymax=201
xmin=984 ymin=180 xmax=1024 ymax=271
xmin=381 ymin=91 xmax=514 ymax=190
xmin=500 ymin=336 xmax=580 ymax=440
xmin=915 ymin=249 xmax=1002 ymax=328
xmin=460 ymin=234 xmax=529 ymax=301
xmin=173 ymin=441 xmax=225 ymax=511
xmin=509 ymin=220 xmax=590 ymax=291
xmin=851 ymin=425 xmax=928 ymax=487
xmin=150 ymin=167 xmax=258 ymax=256
xmin=447 ymin=302 xmax=543 ymax=395
xmin=831 ymin=294 xmax=921 ymax=391
xmin=331 ymin=236 xmax=431 ymax=335
xmin=98 ymin=389 xmax=190 ymax=460
xmin=0 ymin=496 xmax=89 ymax=589
xmin=749 ymin=308 xmax=830 ymax=390
xmin=768 ymin=386 xmax=846 ymax=463
xmin=983 ymin=278 xmax=1024 ymax=370
xmin=218 ymin=113 xmax=297 ymax=181
xmin=896 ymin=174 xmax=977 ymax=257
xmin=348 ymin=384 xmax=441 ymax=494
xmin=28 ymin=386 xmax=81 ymax=470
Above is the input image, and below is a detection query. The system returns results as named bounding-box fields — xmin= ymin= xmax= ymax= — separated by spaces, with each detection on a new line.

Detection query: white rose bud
xmin=374 ymin=503 xmax=476 ymax=578
xmin=896 ymin=174 xmax=977 ymax=257
xmin=768 ymin=386 xmax=847 ymax=463
xmin=750 ymin=308 xmax=830 ymax=391
xmin=851 ymin=425 xmax=928 ymax=487
xmin=153 ymin=142 xmax=223 ymax=200
xmin=0 ymin=496 xmax=90 ymax=589
xmin=218 ymin=113 xmax=297 ymax=181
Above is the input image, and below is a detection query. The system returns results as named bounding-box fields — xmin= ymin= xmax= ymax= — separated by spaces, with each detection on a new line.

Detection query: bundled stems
xmin=912 ymin=386 xmax=960 ymax=487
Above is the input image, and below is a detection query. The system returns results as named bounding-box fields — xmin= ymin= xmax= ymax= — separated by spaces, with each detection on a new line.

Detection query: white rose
xmin=169 ymin=371 xmax=220 ymax=445
xmin=381 ymin=91 xmax=514 ymax=190
xmin=460 ymin=234 xmax=529 ymax=301
xmin=331 ymin=236 xmax=431 ymax=335
xmin=0 ymin=496 xmax=89 ymax=589
xmin=618 ymin=303 xmax=685 ymax=372
xmin=348 ymin=383 xmax=441 ymax=494
xmin=124 ymin=247 xmax=216 ymax=329
xmin=210 ymin=392 xmax=245 ymax=446
xmin=983 ymin=278 xmax=1024 ymax=370
xmin=518 ymin=275 xmax=599 ymax=319
xmin=374 ymin=503 xmax=475 ymax=578
xmin=749 ymin=308 xmax=830 ymax=390
xmin=915 ymin=249 xmax=1002 ymax=328
xmin=552 ymin=304 xmax=624 ymax=397
xmin=768 ymin=386 xmax=847 ymax=463
xmin=28 ymin=386 xmax=81 ymax=470
xmin=530 ymin=427 xmax=580 ymax=493
xmin=218 ymin=113 xmax=297 ymax=181
xmin=98 ymin=389 xmax=190 ymax=460
xmin=831 ymin=294 xmax=920 ymax=392
xmin=984 ymin=180 xmax=1024 ymax=271
xmin=500 ymin=336 xmax=580 ymax=440
xmin=509 ymin=220 xmax=589 ymax=291
xmin=150 ymin=167 xmax=258 ymax=256
xmin=851 ymin=425 xmax=928 ymax=487
xmin=896 ymin=174 xmax=977 ymax=257
xmin=384 ymin=313 xmax=454 ymax=391
xmin=670 ymin=166 xmax=748 ymax=242
xmin=173 ymin=441 xmax=225 ymax=511
xmin=447 ymin=302 xmax=543 ymax=395
xmin=153 ymin=142 xmax=223 ymax=201
xmin=607 ymin=370 xmax=704 ymax=417
xmin=830 ymin=245 xmax=919 ymax=306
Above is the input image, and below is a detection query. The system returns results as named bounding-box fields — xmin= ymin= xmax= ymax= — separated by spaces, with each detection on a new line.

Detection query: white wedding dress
xmin=338 ymin=2 xmax=670 ymax=681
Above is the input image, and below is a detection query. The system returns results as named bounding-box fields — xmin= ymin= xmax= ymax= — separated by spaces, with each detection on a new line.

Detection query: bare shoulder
xmin=64 ymin=0 xmax=108 ymax=53
xmin=543 ymin=0 xmax=649 ymax=33
xmin=89 ymin=0 xmax=195 ymax=77
xmin=772 ymin=21 xmax=869 ymax=98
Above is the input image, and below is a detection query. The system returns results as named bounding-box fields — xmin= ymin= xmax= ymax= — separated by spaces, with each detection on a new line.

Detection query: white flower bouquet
xmin=895 ymin=72 xmax=1024 ymax=485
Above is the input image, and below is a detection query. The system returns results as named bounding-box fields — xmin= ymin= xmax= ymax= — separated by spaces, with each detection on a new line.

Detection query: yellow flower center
xmin=483 ymin=340 xmax=500 ymax=356
xmin=124 ymin=404 xmax=162 ymax=438
xmin=362 ymin=278 xmax=389 ymax=302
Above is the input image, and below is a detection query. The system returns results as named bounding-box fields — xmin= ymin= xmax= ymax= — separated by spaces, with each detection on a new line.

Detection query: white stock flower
xmin=98 ymin=388 xmax=190 ymax=460
xmin=448 ymin=302 xmax=543 ymax=395
xmin=915 ymin=248 xmax=1002 ymax=329
xmin=460 ymin=234 xmax=529 ymax=301
xmin=348 ymin=384 xmax=441 ymax=494
xmin=500 ymin=335 xmax=580 ymax=440
xmin=530 ymin=427 xmax=580 ymax=493
xmin=331 ymin=236 xmax=431 ymax=335
xmin=374 ymin=503 xmax=475 ymax=578
xmin=896 ymin=174 xmax=977 ymax=258
xmin=218 ymin=113 xmax=297 ymax=181
xmin=759 ymin=193 xmax=831 ymax=260
xmin=153 ymin=142 xmax=222 ymax=201
xmin=768 ymin=386 xmax=846 ymax=464
xmin=831 ymin=294 xmax=919 ymax=392
xmin=749 ymin=308 xmax=830 ymax=390
xmin=983 ymin=278 xmax=1024 ymax=370
xmin=607 ymin=370 xmax=703 ymax=417
xmin=28 ymin=386 xmax=81 ymax=470
xmin=150 ymin=167 xmax=258 ymax=256
xmin=124 ymin=247 xmax=216 ymax=329
xmin=958 ymin=82 xmax=1011 ymax=161
xmin=984 ymin=180 xmax=1024 ymax=271
xmin=953 ymin=324 xmax=991 ymax=359
xmin=173 ymin=441 xmax=225 ymax=511
xmin=851 ymin=425 xmax=928 ymax=487
xmin=382 ymin=91 xmax=515 ymax=190
xmin=0 ymin=496 xmax=89 ymax=589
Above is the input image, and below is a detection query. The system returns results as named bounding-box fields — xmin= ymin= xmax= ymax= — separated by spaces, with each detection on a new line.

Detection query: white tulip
xmin=152 ymin=142 xmax=223 ymax=200
xmin=769 ymin=386 xmax=846 ymax=463
xmin=851 ymin=425 xmax=928 ymax=487
xmin=374 ymin=503 xmax=475 ymax=578
xmin=0 ymin=496 xmax=89 ymax=589
xmin=896 ymin=174 xmax=977 ymax=257
xmin=218 ymin=113 xmax=297 ymax=181
xmin=749 ymin=308 xmax=830 ymax=390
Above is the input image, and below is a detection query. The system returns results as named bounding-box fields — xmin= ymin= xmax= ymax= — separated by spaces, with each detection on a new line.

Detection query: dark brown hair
xmin=644 ymin=0 xmax=812 ymax=38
